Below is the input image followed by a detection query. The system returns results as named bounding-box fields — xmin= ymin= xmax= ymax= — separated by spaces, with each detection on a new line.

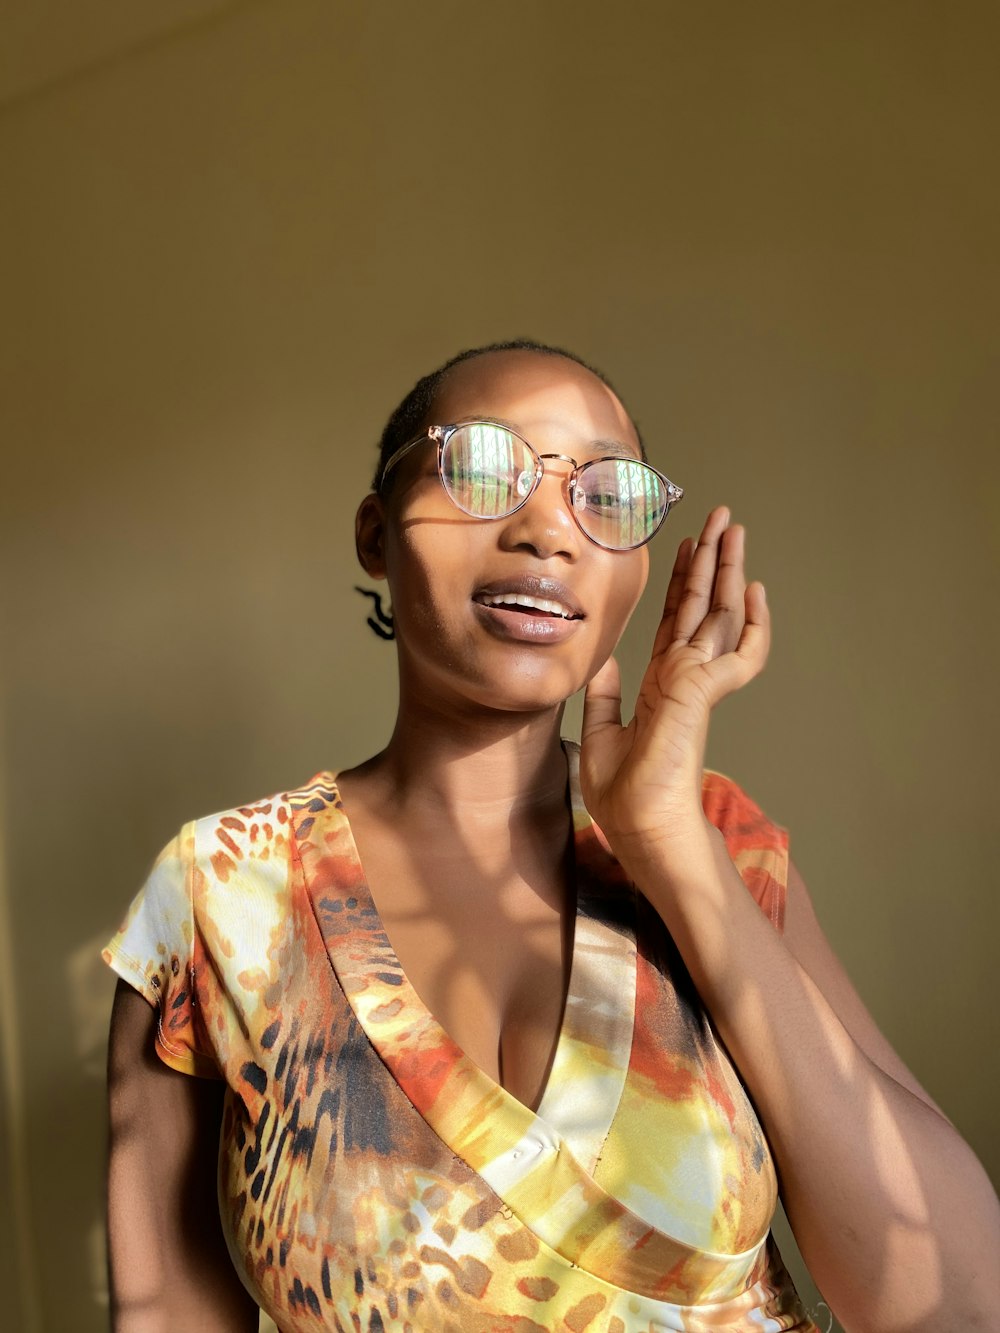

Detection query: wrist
xmin=603 ymin=811 xmax=721 ymax=889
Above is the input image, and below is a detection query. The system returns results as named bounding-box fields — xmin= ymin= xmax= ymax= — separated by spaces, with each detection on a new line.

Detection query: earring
xmin=354 ymin=587 xmax=395 ymax=640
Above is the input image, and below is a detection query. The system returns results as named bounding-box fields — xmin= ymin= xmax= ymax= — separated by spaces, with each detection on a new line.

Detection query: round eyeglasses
xmin=377 ymin=420 xmax=684 ymax=551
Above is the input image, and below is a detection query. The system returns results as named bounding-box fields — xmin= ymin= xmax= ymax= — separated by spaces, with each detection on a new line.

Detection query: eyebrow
xmin=464 ymin=416 xmax=643 ymax=461
xmin=589 ymin=438 xmax=643 ymax=460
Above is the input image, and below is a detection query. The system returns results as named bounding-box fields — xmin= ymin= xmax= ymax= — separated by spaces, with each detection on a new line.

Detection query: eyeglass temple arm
xmin=377 ymin=428 xmax=444 ymax=490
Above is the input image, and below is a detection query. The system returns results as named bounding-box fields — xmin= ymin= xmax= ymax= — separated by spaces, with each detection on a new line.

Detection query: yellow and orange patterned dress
xmin=103 ymin=742 xmax=820 ymax=1332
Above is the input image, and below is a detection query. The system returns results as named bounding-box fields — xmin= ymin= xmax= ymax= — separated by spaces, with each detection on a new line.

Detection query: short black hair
xmin=373 ymin=338 xmax=645 ymax=494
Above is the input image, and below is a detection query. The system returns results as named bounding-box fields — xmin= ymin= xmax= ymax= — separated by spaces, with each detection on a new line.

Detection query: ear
xmin=355 ymin=493 xmax=388 ymax=579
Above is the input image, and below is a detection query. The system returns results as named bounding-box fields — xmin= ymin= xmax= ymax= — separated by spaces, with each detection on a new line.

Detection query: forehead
xmin=429 ymin=351 xmax=641 ymax=459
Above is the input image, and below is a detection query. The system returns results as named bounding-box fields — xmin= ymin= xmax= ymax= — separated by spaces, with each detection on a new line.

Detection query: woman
xmin=104 ymin=340 xmax=999 ymax=1332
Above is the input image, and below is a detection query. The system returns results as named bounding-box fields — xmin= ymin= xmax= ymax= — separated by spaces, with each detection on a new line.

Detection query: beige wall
xmin=1 ymin=3 xmax=997 ymax=1329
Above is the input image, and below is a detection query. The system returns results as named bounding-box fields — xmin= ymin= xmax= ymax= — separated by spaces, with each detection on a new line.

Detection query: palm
xmin=580 ymin=506 xmax=770 ymax=848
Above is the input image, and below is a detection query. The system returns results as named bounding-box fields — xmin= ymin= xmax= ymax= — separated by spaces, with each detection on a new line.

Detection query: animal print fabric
xmin=103 ymin=743 xmax=818 ymax=1331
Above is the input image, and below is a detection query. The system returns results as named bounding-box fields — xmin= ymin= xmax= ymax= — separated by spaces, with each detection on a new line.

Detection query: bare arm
xmin=106 ymin=979 xmax=259 ymax=1333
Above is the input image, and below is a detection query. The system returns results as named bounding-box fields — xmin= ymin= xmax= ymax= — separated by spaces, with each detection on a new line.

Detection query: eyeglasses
xmin=377 ymin=420 xmax=683 ymax=551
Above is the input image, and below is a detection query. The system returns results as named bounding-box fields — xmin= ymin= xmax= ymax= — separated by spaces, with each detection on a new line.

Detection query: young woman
xmin=104 ymin=340 xmax=999 ymax=1332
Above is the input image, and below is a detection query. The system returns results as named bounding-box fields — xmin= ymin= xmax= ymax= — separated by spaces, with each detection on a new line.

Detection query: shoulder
xmin=701 ymin=767 xmax=788 ymax=850
xmin=701 ymin=768 xmax=789 ymax=932
xmin=184 ymin=768 xmax=333 ymax=879
xmin=160 ymin=771 xmax=335 ymax=1069
xmin=151 ymin=770 xmax=334 ymax=950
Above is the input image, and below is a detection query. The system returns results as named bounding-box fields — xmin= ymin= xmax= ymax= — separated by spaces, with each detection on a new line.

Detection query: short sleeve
xmin=701 ymin=769 xmax=790 ymax=933
xmin=102 ymin=822 xmax=221 ymax=1078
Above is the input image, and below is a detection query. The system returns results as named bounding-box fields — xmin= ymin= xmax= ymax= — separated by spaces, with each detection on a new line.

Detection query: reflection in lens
xmin=577 ymin=460 xmax=667 ymax=549
xmin=443 ymin=424 xmax=535 ymax=517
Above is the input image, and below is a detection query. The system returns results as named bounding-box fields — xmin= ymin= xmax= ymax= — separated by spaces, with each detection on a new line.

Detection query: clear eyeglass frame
xmin=377 ymin=420 xmax=684 ymax=551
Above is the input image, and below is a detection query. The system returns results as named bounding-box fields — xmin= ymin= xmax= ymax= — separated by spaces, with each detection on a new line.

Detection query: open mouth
xmin=474 ymin=593 xmax=583 ymax=621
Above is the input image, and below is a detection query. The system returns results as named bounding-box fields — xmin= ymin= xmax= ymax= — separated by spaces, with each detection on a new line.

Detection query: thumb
xmin=582 ymin=655 xmax=623 ymax=743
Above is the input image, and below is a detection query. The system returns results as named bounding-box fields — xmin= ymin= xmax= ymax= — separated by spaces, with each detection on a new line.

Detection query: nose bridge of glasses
xmin=527 ymin=452 xmax=586 ymax=518
xmin=511 ymin=451 xmax=581 ymax=544
xmin=532 ymin=452 xmax=580 ymax=494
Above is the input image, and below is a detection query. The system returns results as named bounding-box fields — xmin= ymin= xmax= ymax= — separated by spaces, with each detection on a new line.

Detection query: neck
xmin=362 ymin=692 xmax=571 ymax=831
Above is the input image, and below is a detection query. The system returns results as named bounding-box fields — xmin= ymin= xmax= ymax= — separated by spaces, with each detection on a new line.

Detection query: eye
xmin=576 ymin=485 xmax=621 ymax=512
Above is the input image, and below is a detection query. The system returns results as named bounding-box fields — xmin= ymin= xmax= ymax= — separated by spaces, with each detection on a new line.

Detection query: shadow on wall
xmin=69 ymin=936 xmax=116 ymax=1319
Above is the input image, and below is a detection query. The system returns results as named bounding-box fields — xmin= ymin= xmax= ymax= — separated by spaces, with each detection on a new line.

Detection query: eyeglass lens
xmin=441 ymin=423 xmax=669 ymax=549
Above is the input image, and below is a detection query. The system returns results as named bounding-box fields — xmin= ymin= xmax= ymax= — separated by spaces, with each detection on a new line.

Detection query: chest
xmin=356 ymin=836 xmax=575 ymax=1112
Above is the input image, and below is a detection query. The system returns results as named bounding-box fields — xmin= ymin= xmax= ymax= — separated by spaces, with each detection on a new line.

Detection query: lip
xmin=470 ymin=574 xmax=585 ymax=646
xmin=471 ymin=575 xmax=585 ymax=620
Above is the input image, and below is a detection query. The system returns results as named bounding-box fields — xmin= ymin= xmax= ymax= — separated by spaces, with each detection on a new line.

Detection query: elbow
xmin=828 ymin=1219 xmax=1000 ymax=1333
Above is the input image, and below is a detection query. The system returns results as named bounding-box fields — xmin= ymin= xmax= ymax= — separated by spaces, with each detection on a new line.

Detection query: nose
xmin=497 ymin=454 xmax=582 ymax=561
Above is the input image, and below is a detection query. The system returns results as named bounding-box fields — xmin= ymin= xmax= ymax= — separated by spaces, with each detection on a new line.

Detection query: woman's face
xmin=359 ymin=350 xmax=651 ymax=717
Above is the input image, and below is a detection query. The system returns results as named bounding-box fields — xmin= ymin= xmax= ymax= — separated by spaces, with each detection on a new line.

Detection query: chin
xmin=468 ymin=656 xmax=590 ymax=716
xmin=400 ymin=629 xmax=604 ymax=717
xmin=486 ymin=687 xmax=574 ymax=715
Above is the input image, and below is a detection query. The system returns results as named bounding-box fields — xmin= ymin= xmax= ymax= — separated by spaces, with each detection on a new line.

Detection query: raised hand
xmin=580 ymin=505 xmax=770 ymax=856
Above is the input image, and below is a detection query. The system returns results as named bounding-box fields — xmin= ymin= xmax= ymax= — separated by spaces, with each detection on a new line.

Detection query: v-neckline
xmin=331 ymin=744 xmax=581 ymax=1118
xmin=292 ymin=740 xmax=638 ymax=1169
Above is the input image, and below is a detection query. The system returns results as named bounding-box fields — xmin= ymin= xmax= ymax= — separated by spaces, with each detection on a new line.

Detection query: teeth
xmin=482 ymin=593 xmax=575 ymax=618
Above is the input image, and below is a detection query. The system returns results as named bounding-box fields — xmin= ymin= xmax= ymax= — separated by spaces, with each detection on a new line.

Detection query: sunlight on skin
xmin=719 ymin=959 xmax=793 ymax=1111
xmin=869 ymin=1080 xmax=933 ymax=1224
xmin=882 ymin=1221 xmax=944 ymax=1327
xmin=673 ymin=828 xmax=867 ymax=1095
xmin=813 ymin=988 xmax=863 ymax=1083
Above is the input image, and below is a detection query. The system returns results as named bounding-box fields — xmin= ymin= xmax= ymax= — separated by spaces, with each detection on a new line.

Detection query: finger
xmin=692 ymin=580 xmax=771 ymax=704
xmin=582 ymin=655 xmax=623 ymax=742
xmin=673 ymin=505 xmax=731 ymax=644
xmin=690 ymin=523 xmax=747 ymax=656
xmin=650 ymin=536 xmax=697 ymax=660
xmin=734 ymin=579 xmax=770 ymax=672
xmin=738 ymin=580 xmax=770 ymax=661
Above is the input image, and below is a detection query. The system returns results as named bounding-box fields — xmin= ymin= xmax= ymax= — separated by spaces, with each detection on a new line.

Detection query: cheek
xmin=384 ymin=543 xmax=435 ymax=631
xmin=575 ymin=553 xmax=648 ymax=680
xmin=382 ymin=519 xmax=473 ymax=636
xmin=602 ymin=552 xmax=649 ymax=635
